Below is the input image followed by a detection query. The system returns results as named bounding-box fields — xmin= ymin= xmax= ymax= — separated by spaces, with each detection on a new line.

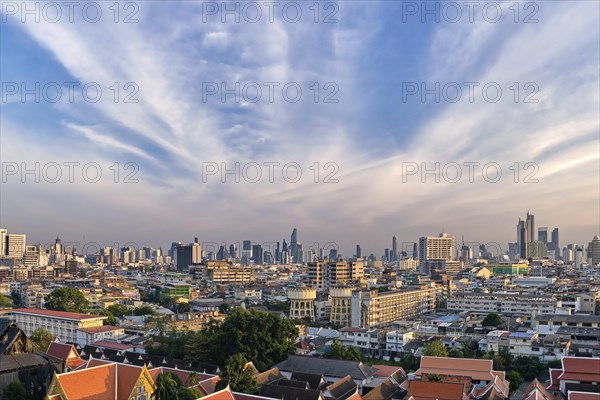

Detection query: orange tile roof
xmin=415 ymin=357 xmax=496 ymax=382
xmin=47 ymin=342 xmax=78 ymax=361
xmin=57 ymin=363 xmax=117 ymax=399
xmin=568 ymin=392 xmax=600 ymax=400
xmin=203 ymin=386 xmax=236 ymax=400
xmin=407 ymin=381 xmax=467 ymax=400
xmin=560 ymin=358 xmax=600 ymax=382
xmin=12 ymin=308 xmax=106 ymax=321
xmin=371 ymin=365 xmax=403 ymax=377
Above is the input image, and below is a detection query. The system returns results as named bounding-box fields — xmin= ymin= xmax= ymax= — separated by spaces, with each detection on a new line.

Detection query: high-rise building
xmin=517 ymin=219 xmax=527 ymax=259
xmin=418 ymin=233 xmax=454 ymax=273
xmin=528 ymin=240 xmax=548 ymax=258
xmin=242 ymin=240 xmax=252 ymax=262
xmin=586 ymin=236 xmax=600 ymax=265
xmin=356 ymin=244 xmax=362 ymax=259
xmin=538 ymin=227 xmax=548 ymax=244
xmin=0 ymin=228 xmax=7 ymax=256
xmin=290 ymin=228 xmax=299 ymax=262
xmin=252 ymin=244 xmax=263 ymax=264
xmin=175 ymin=238 xmax=201 ymax=271
xmin=6 ymin=234 xmax=26 ymax=258
xmin=392 ymin=235 xmax=398 ymax=261
xmin=412 ymin=242 xmax=418 ymax=259
xmin=526 ymin=211 xmax=535 ymax=245
xmin=551 ymin=228 xmax=559 ymax=253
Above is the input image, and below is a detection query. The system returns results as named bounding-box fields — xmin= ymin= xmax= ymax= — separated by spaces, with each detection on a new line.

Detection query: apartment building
xmin=308 ymin=260 xmax=364 ymax=291
xmin=12 ymin=308 xmax=106 ymax=344
xmin=201 ymin=262 xmax=255 ymax=284
xmin=351 ymin=285 xmax=437 ymax=328
xmin=447 ymin=292 xmax=558 ymax=315
xmin=338 ymin=327 xmax=386 ymax=357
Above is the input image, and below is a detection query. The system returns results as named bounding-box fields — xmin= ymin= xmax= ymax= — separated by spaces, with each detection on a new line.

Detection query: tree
xmin=134 ymin=305 xmax=158 ymax=316
xmin=506 ymin=370 xmax=523 ymax=394
xmin=325 ymin=342 xmax=362 ymax=361
xmin=423 ymin=340 xmax=448 ymax=357
xmin=106 ymin=303 xmax=129 ymax=316
xmin=0 ymin=294 xmax=14 ymax=308
xmin=2 ymin=381 xmax=28 ymax=400
xmin=399 ymin=353 xmax=420 ymax=372
xmin=45 ymin=287 xmax=89 ymax=313
xmin=448 ymin=348 xmax=464 ymax=358
xmin=216 ymin=354 xmax=259 ymax=394
xmin=482 ymin=313 xmax=503 ymax=327
xmin=187 ymin=308 xmax=298 ymax=371
xmin=30 ymin=327 xmax=54 ymax=352
xmin=151 ymin=372 xmax=181 ymax=400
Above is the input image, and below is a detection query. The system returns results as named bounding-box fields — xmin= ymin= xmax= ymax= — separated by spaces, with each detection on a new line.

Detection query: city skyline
xmin=1 ymin=2 xmax=599 ymax=249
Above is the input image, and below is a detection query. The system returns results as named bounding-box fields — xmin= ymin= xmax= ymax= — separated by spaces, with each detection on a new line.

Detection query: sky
xmin=1 ymin=1 xmax=599 ymax=257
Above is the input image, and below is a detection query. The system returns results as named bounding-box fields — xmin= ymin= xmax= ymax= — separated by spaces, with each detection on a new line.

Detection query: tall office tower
xmin=319 ymin=247 xmax=324 ymax=260
xmin=297 ymin=243 xmax=303 ymax=263
xmin=551 ymin=228 xmax=559 ymax=253
xmin=0 ymin=228 xmax=6 ymax=256
xmin=538 ymin=227 xmax=548 ymax=244
xmin=252 ymin=244 xmax=263 ymax=264
xmin=508 ymin=242 xmax=520 ymax=262
xmin=526 ymin=211 xmax=535 ymax=245
xmin=264 ymin=251 xmax=274 ymax=264
xmin=562 ymin=246 xmax=573 ymax=262
xmin=356 ymin=244 xmax=362 ymax=259
xmin=392 ymin=236 xmax=398 ymax=261
xmin=587 ymin=236 xmax=600 ymax=265
xmin=328 ymin=248 xmax=338 ymax=261
xmin=282 ymin=240 xmax=288 ymax=254
xmin=169 ymin=242 xmax=181 ymax=263
xmin=217 ymin=245 xmax=227 ymax=260
xmin=6 ymin=234 xmax=26 ymax=258
xmin=241 ymin=240 xmax=252 ymax=262
xmin=175 ymin=239 xmax=202 ymax=271
xmin=460 ymin=244 xmax=472 ymax=262
xmin=143 ymin=247 xmax=153 ymax=260
xmin=517 ymin=219 xmax=527 ymax=259
xmin=384 ymin=248 xmax=389 ymax=261
xmin=418 ymin=233 xmax=454 ymax=273
xmin=412 ymin=242 xmax=418 ymax=259
xmin=275 ymin=242 xmax=280 ymax=262
xmin=290 ymin=228 xmax=299 ymax=262
xmin=229 ymin=244 xmax=237 ymax=259
xmin=192 ymin=238 xmax=202 ymax=263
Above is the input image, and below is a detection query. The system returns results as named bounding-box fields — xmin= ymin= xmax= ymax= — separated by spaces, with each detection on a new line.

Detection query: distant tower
xmin=551 ymin=228 xmax=560 ymax=254
xmin=526 ymin=211 xmax=535 ymax=246
xmin=290 ymin=228 xmax=299 ymax=262
xmin=392 ymin=236 xmax=398 ymax=261
xmin=356 ymin=244 xmax=362 ymax=259
xmin=412 ymin=242 xmax=418 ymax=259
xmin=517 ymin=219 xmax=527 ymax=259
xmin=288 ymin=287 xmax=316 ymax=321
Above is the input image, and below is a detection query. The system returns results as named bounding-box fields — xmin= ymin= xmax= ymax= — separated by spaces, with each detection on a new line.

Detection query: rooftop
xmin=12 ymin=308 xmax=106 ymax=321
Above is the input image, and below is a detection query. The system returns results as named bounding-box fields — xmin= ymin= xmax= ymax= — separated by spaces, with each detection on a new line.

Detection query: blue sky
xmin=1 ymin=1 xmax=599 ymax=256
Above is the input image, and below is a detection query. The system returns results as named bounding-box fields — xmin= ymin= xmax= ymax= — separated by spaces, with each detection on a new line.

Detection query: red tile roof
xmin=407 ymin=381 xmax=467 ymax=400
xmin=372 ymin=365 xmax=403 ymax=377
xmin=47 ymin=342 xmax=77 ymax=361
xmin=12 ymin=308 xmax=106 ymax=321
xmin=560 ymin=357 xmax=600 ymax=382
xmin=568 ymin=392 xmax=600 ymax=400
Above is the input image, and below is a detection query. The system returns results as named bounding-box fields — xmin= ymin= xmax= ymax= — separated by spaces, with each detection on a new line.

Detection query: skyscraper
xmin=0 ymin=228 xmax=6 ymax=256
xmin=418 ymin=233 xmax=454 ymax=273
xmin=392 ymin=235 xmax=398 ymax=261
xmin=290 ymin=228 xmax=299 ymax=262
xmin=356 ymin=244 xmax=362 ymax=259
xmin=538 ymin=227 xmax=548 ymax=244
xmin=526 ymin=211 xmax=535 ymax=245
xmin=6 ymin=234 xmax=26 ymax=258
xmin=517 ymin=219 xmax=527 ymax=259
xmin=586 ymin=236 xmax=600 ymax=265
xmin=551 ymin=228 xmax=559 ymax=253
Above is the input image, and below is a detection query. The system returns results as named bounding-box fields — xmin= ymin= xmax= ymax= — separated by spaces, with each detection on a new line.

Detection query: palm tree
xmin=151 ymin=372 xmax=182 ymax=400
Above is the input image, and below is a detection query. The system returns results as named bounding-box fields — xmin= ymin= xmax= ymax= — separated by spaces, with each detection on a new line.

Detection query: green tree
xmin=151 ymin=372 xmax=182 ymax=400
xmin=216 ymin=354 xmax=259 ymax=394
xmin=506 ymin=370 xmax=523 ymax=394
xmin=134 ymin=305 xmax=158 ymax=316
xmin=0 ymin=294 xmax=14 ymax=308
xmin=106 ymin=303 xmax=129 ymax=316
xmin=427 ymin=374 xmax=443 ymax=382
xmin=399 ymin=353 xmax=420 ymax=372
xmin=324 ymin=342 xmax=362 ymax=361
xmin=30 ymin=327 xmax=54 ymax=352
xmin=482 ymin=313 xmax=503 ymax=327
xmin=2 ymin=381 xmax=28 ymax=400
xmin=423 ymin=340 xmax=448 ymax=357
xmin=511 ymin=356 xmax=544 ymax=381
xmin=45 ymin=287 xmax=89 ymax=313
xmin=448 ymin=348 xmax=464 ymax=358
xmin=177 ymin=387 xmax=203 ymax=400
xmin=187 ymin=308 xmax=298 ymax=371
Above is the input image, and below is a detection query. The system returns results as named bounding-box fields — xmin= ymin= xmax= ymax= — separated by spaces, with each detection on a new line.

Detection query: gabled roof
xmin=256 ymin=367 xmax=284 ymax=386
xmin=260 ymin=382 xmax=323 ymax=400
xmin=290 ymin=372 xmax=325 ymax=390
xmin=324 ymin=375 xmax=358 ymax=400
xmin=47 ymin=342 xmax=78 ymax=361
xmin=559 ymin=357 xmax=600 ymax=382
xmin=523 ymin=379 xmax=556 ymax=400
xmin=406 ymin=381 xmax=467 ymax=400
xmin=277 ymin=356 xmax=376 ymax=380
xmin=415 ymin=357 xmax=497 ymax=382
xmin=362 ymin=378 xmax=403 ymax=400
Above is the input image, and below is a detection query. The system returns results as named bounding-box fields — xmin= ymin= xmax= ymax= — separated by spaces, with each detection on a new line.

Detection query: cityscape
xmin=1 ymin=1 xmax=600 ymax=400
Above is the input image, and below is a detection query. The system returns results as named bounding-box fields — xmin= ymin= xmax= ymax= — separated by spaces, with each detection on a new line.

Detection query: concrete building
xmin=418 ymin=233 xmax=454 ymax=274
xmin=351 ymin=286 xmax=437 ymax=328
xmin=11 ymin=308 xmax=106 ymax=344
xmin=288 ymin=287 xmax=317 ymax=321
xmin=330 ymin=287 xmax=353 ymax=327
xmin=447 ymin=292 xmax=558 ymax=315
